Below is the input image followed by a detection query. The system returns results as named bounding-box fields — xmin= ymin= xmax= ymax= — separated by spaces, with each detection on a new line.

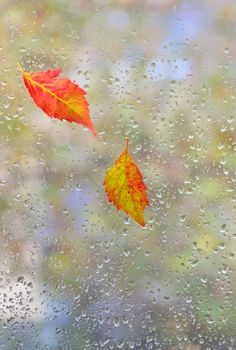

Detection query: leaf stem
xmin=125 ymin=138 xmax=129 ymax=152
xmin=16 ymin=63 xmax=24 ymax=74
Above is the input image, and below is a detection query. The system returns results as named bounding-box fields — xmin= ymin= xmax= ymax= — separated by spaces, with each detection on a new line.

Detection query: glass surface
xmin=1 ymin=0 xmax=236 ymax=348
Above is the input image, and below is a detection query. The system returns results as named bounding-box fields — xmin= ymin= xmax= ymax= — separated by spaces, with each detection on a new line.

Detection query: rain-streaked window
xmin=1 ymin=0 xmax=236 ymax=349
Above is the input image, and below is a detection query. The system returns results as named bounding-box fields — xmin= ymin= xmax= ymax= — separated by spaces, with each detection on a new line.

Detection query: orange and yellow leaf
xmin=104 ymin=139 xmax=149 ymax=226
xmin=17 ymin=63 xmax=96 ymax=136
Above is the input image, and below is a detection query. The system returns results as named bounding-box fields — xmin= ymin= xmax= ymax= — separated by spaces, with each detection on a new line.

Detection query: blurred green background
xmin=1 ymin=0 xmax=236 ymax=349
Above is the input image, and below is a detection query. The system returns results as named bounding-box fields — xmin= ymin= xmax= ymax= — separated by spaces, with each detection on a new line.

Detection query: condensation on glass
xmin=1 ymin=0 xmax=236 ymax=349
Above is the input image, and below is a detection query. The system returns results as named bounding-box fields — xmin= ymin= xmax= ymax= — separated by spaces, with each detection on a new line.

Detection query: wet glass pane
xmin=1 ymin=0 xmax=236 ymax=349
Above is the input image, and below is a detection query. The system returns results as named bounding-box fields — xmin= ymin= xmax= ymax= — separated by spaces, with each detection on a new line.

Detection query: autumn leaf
xmin=16 ymin=63 xmax=96 ymax=136
xmin=104 ymin=139 xmax=149 ymax=226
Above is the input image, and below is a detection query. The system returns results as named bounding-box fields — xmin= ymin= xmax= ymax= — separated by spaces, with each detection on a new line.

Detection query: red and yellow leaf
xmin=17 ymin=63 xmax=96 ymax=136
xmin=104 ymin=139 xmax=149 ymax=226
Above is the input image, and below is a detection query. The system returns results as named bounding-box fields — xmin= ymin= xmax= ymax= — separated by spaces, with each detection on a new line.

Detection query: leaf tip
xmin=137 ymin=216 xmax=145 ymax=227
xmin=91 ymin=125 xmax=97 ymax=137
